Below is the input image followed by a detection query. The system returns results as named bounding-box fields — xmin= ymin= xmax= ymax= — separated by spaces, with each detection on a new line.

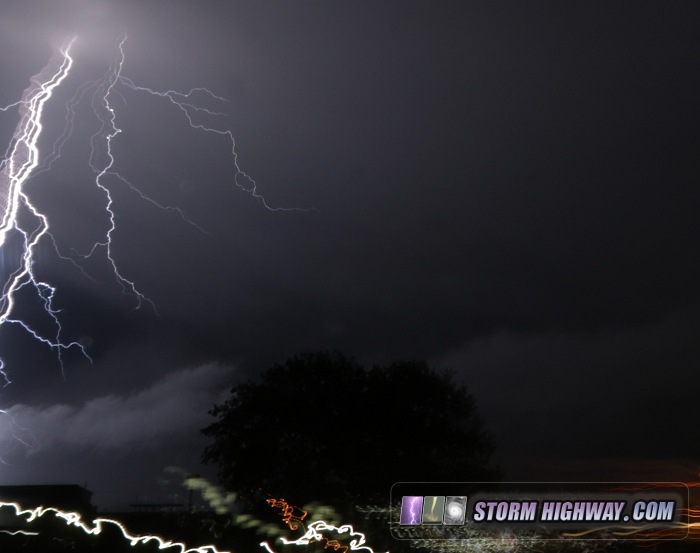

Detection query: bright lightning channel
xmin=77 ymin=36 xmax=156 ymax=313
xmin=0 ymin=35 xmax=310 ymax=384
xmin=0 ymin=37 xmax=88 ymax=385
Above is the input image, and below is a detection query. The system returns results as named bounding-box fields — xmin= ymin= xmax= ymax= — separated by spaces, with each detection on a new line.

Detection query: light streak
xmin=279 ymin=520 xmax=377 ymax=553
xmin=167 ymin=469 xmax=328 ymax=540
xmin=560 ymin=504 xmax=699 ymax=541
xmin=167 ymin=466 xmax=238 ymax=516
xmin=265 ymin=497 xmax=387 ymax=553
xmin=566 ymin=481 xmax=699 ymax=541
xmin=0 ymin=528 xmax=38 ymax=536
xmin=0 ymin=500 xmax=230 ymax=552
xmin=0 ymin=493 xmax=380 ymax=553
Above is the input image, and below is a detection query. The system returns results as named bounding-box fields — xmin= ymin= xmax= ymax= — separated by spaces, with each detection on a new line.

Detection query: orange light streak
xmin=265 ymin=497 xmax=386 ymax=553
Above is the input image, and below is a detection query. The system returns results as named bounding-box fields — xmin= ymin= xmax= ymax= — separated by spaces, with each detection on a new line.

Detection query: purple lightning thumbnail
xmin=400 ymin=496 xmax=423 ymax=525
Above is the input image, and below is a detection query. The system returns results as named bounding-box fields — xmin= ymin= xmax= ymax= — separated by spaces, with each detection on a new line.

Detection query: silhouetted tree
xmin=202 ymin=352 xmax=500 ymax=509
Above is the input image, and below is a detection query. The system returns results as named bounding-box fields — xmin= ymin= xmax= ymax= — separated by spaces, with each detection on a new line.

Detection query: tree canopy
xmin=202 ymin=352 xmax=500 ymax=508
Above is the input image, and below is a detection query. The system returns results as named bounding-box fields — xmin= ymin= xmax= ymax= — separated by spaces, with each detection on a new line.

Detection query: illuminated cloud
xmin=1 ymin=362 xmax=233 ymax=455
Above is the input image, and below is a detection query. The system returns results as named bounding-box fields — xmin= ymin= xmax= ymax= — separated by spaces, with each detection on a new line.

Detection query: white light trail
xmin=0 ymin=500 xmax=231 ymax=553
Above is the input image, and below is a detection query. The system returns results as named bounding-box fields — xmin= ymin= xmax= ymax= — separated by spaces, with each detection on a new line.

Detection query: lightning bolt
xmin=0 ymin=37 xmax=89 ymax=384
xmin=115 ymin=74 xmax=311 ymax=213
xmin=0 ymin=34 xmax=311 ymax=387
xmin=76 ymin=36 xmax=156 ymax=312
xmin=408 ymin=497 xmax=420 ymax=525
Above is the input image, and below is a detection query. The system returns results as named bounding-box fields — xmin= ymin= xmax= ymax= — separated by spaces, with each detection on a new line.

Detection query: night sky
xmin=0 ymin=0 xmax=698 ymax=511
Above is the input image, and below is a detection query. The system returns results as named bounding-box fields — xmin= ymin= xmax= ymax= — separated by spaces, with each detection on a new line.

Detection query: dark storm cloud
xmin=97 ymin=0 xmax=700 ymax=358
xmin=0 ymin=363 xmax=234 ymax=508
xmin=437 ymin=298 xmax=700 ymax=474
xmin=1 ymin=363 xmax=232 ymax=453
